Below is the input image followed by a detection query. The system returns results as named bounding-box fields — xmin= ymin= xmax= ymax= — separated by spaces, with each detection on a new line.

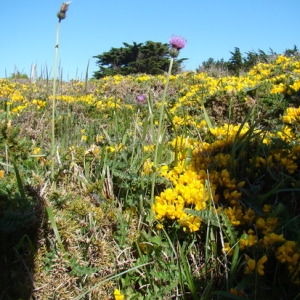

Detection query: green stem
xmin=150 ymin=58 xmax=174 ymax=209
xmin=5 ymin=99 xmax=10 ymax=173
xmin=156 ymin=58 xmax=174 ymax=151
xmin=51 ymin=20 xmax=61 ymax=180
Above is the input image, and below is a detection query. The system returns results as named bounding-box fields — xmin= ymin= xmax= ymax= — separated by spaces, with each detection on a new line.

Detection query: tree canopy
xmin=93 ymin=41 xmax=186 ymax=78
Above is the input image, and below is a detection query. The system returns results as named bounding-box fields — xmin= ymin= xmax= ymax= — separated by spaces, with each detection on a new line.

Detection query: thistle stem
xmin=51 ymin=20 xmax=61 ymax=180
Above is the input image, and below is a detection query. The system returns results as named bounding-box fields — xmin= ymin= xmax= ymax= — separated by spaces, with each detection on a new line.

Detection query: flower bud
xmin=169 ymin=48 xmax=179 ymax=58
xmin=57 ymin=12 xmax=66 ymax=20
xmin=169 ymin=35 xmax=186 ymax=57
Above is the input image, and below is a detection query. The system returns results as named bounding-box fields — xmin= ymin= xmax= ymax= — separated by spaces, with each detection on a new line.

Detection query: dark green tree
xmin=228 ymin=47 xmax=244 ymax=75
xmin=93 ymin=41 xmax=186 ymax=78
xmin=284 ymin=45 xmax=299 ymax=57
xmin=243 ymin=51 xmax=260 ymax=70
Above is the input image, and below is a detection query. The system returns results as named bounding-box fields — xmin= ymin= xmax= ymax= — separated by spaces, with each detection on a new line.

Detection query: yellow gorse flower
xmin=113 ymin=289 xmax=125 ymax=300
xmin=244 ymin=255 xmax=256 ymax=274
xmin=244 ymin=255 xmax=267 ymax=276
xmin=256 ymin=255 xmax=268 ymax=276
xmin=282 ymin=107 xmax=300 ymax=124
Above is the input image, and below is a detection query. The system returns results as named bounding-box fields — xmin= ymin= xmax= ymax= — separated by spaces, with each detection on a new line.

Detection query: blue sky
xmin=1 ymin=0 xmax=300 ymax=80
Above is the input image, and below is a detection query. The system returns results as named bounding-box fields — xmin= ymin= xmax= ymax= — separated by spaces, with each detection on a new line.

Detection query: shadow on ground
xmin=0 ymin=185 xmax=46 ymax=300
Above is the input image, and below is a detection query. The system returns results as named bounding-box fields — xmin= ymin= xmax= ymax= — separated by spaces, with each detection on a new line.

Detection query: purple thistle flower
xmin=136 ymin=94 xmax=146 ymax=103
xmin=169 ymin=36 xmax=187 ymax=50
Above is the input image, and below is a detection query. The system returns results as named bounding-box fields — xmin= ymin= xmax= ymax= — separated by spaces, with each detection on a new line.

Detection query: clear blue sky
xmin=1 ymin=0 xmax=300 ymax=80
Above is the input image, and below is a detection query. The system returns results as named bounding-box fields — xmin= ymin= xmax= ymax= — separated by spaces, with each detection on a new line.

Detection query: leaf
xmin=46 ymin=206 xmax=65 ymax=254
xmin=185 ymin=209 xmax=219 ymax=227
xmin=12 ymin=160 xmax=26 ymax=202
xmin=202 ymin=104 xmax=213 ymax=129
xmin=219 ymin=211 xmax=238 ymax=245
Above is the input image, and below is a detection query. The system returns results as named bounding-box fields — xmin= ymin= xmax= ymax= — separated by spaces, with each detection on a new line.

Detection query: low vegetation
xmin=0 ymin=53 xmax=300 ymax=299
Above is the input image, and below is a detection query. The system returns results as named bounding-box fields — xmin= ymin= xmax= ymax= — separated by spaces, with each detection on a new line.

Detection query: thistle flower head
xmin=169 ymin=35 xmax=186 ymax=58
xmin=57 ymin=2 xmax=71 ymax=21
xmin=169 ymin=36 xmax=187 ymax=50
xmin=136 ymin=94 xmax=146 ymax=104
xmin=60 ymin=2 xmax=71 ymax=13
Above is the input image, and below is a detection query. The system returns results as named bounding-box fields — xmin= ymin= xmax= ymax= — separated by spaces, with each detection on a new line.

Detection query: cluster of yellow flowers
xmin=169 ymin=55 xmax=300 ymax=115
xmin=282 ymin=107 xmax=300 ymax=124
xmin=154 ymin=167 xmax=209 ymax=232
xmin=152 ymin=101 xmax=300 ymax=282
xmin=0 ymin=79 xmax=127 ymax=116
xmin=249 ymin=55 xmax=300 ymax=95
xmin=244 ymin=254 xmax=268 ymax=276
xmin=1 ymin=55 xmax=299 ymax=120
xmin=276 ymin=241 xmax=300 ymax=284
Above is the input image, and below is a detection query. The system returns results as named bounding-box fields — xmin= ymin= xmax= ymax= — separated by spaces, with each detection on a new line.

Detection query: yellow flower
xmin=179 ymin=215 xmax=201 ymax=232
xmin=262 ymin=204 xmax=272 ymax=213
xmin=262 ymin=233 xmax=285 ymax=247
xmin=256 ymin=255 xmax=268 ymax=276
xmin=113 ymin=289 xmax=125 ymax=300
xmin=239 ymin=230 xmax=258 ymax=250
xmin=85 ymin=144 xmax=100 ymax=156
xmin=224 ymin=205 xmax=243 ymax=226
xmin=282 ymin=107 xmax=300 ymax=124
xmin=96 ymin=134 xmax=104 ymax=143
xmin=222 ymin=243 xmax=234 ymax=256
xmin=230 ymin=287 xmax=245 ymax=296
xmin=0 ymin=170 xmax=5 ymax=179
xmin=242 ymin=208 xmax=256 ymax=224
xmin=156 ymin=223 xmax=163 ymax=230
xmin=32 ymin=147 xmax=41 ymax=155
xmin=275 ymin=240 xmax=300 ymax=283
xmin=244 ymin=255 xmax=256 ymax=274
xmin=270 ymin=83 xmax=286 ymax=94
xmin=255 ymin=217 xmax=265 ymax=230
xmin=276 ymin=240 xmax=297 ymax=263
xmin=141 ymin=158 xmax=154 ymax=175
xmin=275 ymin=55 xmax=289 ymax=64
xmin=143 ymin=145 xmax=154 ymax=152
xmin=81 ymin=135 xmax=88 ymax=142
xmin=290 ymin=79 xmax=300 ymax=92
xmin=32 ymin=99 xmax=46 ymax=109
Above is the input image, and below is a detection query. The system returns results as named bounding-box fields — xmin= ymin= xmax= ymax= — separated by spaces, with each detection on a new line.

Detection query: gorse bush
xmin=0 ymin=50 xmax=300 ymax=299
xmin=197 ymin=45 xmax=299 ymax=76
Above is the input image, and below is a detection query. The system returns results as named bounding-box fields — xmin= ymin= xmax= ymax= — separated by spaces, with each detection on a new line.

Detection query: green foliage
xmin=93 ymin=41 xmax=186 ymax=78
xmin=118 ymin=230 xmax=197 ymax=299
xmin=197 ymin=45 xmax=299 ymax=76
xmin=228 ymin=47 xmax=244 ymax=75
xmin=0 ymin=117 xmax=31 ymax=161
